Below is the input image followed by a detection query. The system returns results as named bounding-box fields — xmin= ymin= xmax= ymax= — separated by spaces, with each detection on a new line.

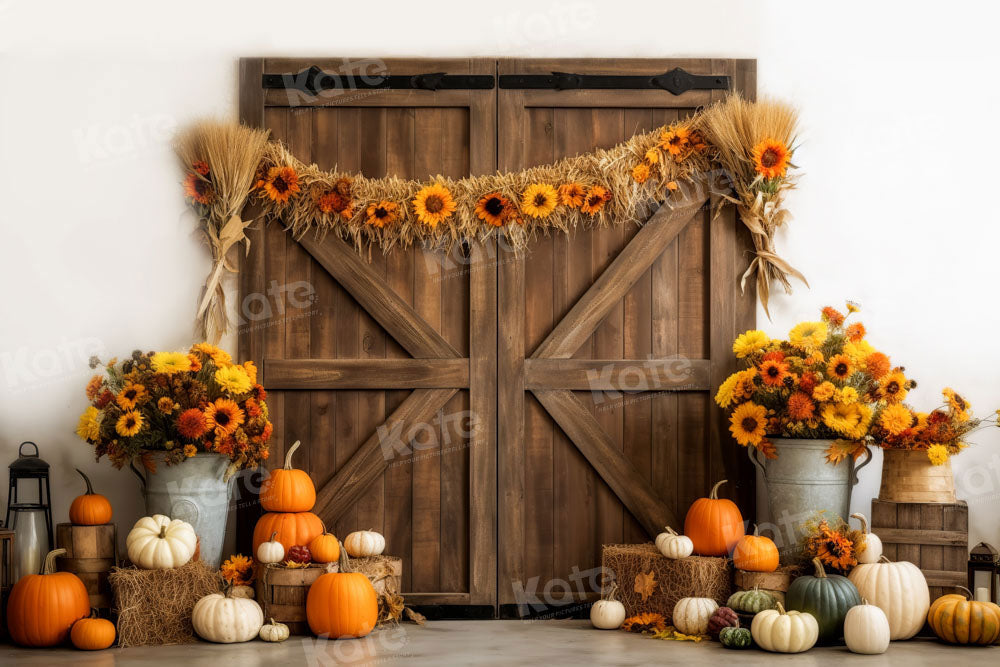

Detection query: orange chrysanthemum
xmin=580 ymin=185 xmax=611 ymax=215
xmin=260 ymin=166 xmax=300 ymax=203
xmin=865 ymin=352 xmax=891 ymax=379
xmin=220 ymin=554 xmax=254 ymax=586
xmin=660 ymin=126 xmax=691 ymax=157
xmin=787 ymin=391 xmax=816 ymax=421
xmin=557 ymin=183 xmax=586 ymax=208
xmin=183 ymin=172 xmax=213 ymax=205
xmin=85 ymin=375 xmax=103 ymax=401
xmin=808 ymin=521 xmax=856 ymax=571
xmin=413 ymin=183 xmax=457 ymax=228
xmin=204 ymin=398 xmax=245 ymax=436
xmin=631 ymin=163 xmax=651 ymax=183
xmin=759 ymin=358 xmax=791 ymax=386
xmin=317 ymin=190 xmax=352 ymax=217
xmin=826 ymin=354 xmax=853 ymax=381
xmin=752 ymin=139 xmax=791 ymax=179
xmin=474 ymin=192 xmax=516 ymax=227
xmin=845 ymin=322 xmax=866 ymax=342
xmin=365 ymin=201 xmax=399 ymax=228
xmin=177 ymin=408 xmax=208 ymax=440
xmin=821 ymin=306 xmax=845 ymax=327
xmin=192 ymin=160 xmax=210 ymax=176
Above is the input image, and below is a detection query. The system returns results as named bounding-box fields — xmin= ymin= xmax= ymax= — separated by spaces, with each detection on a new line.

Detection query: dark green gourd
xmin=785 ymin=557 xmax=861 ymax=643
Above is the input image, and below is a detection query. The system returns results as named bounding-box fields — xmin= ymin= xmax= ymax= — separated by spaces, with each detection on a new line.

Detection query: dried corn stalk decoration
xmin=176 ymin=95 xmax=804 ymax=338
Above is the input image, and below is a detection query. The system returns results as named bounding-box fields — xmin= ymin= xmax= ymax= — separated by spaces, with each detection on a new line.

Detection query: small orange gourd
xmin=7 ymin=549 xmax=90 ymax=647
xmin=733 ymin=524 xmax=780 ymax=572
xmin=69 ymin=469 xmax=113 ymax=526
xmin=927 ymin=586 xmax=1000 ymax=645
xmin=306 ymin=551 xmax=378 ymax=638
xmin=260 ymin=441 xmax=316 ymax=512
xmin=252 ymin=511 xmax=324 ymax=553
xmin=309 ymin=524 xmax=341 ymax=564
xmin=71 ymin=611 xmax=116 ymax=650
xmin=683 ymin=479 xmax=745 ymax=557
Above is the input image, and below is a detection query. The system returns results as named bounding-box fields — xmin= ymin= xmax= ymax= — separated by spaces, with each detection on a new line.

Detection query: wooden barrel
xmin=55 ymin=523 xmax=117 ymax=610
xmin=879 ymin=449 xmax=957 ymax=503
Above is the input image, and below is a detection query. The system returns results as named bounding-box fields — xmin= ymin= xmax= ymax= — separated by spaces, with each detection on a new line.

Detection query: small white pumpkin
xmin=655 ymin=526 xmax=693 ymax=560
xmin=256 ymin=531 xmax=285 ymax=564
xmin=850 ymin=513 xmax=883 ymax=564
xmin=751 ymin=602 xmax=818 ymax=653
xmin=192 ymin=590 xmax=264 ymax=643
xmin=259 ymin=617 xmax=290 ymax=643
xmin=344 ymin=529 xmax=386 ymax=557
xmin=844 ymin=599 xmax=890 ymax=655
xmin=848 ymin=556 xmax=929 ymax=640
xmin=672 ymin=597 xmax=718 ymax=635
xmin=126 ymin=514 xmax=197 ymax=569
xmin=590 ymin=582 xmax=626 ymax=630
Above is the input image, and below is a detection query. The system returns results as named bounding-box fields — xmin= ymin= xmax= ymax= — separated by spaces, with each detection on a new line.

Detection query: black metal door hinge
xmin=262 ymin=66 xmax=496 ymax=95
xmin=498 ymin=67 xmax=729 ymax=95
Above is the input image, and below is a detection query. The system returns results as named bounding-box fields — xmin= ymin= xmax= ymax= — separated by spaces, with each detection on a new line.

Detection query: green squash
xmin=726 ymin=586 xmax=777 ymax=613
xmin=785 ymin=557 xmax=861 ymax=643
xmin=719 ymin=626 xmax=752 ymax=649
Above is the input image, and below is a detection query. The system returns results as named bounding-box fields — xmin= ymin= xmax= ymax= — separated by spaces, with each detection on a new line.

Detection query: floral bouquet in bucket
xmin=76 ymin=343 xmax=271 ymax=479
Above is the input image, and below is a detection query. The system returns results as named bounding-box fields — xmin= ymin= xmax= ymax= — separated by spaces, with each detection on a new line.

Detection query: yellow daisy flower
xmin=215 ymin=365 xmax=252 ymax=395
xmin=412 ymin=183 xmax=457 ymax=228
xmin=521 ymin=183 xmax=559 ymax=219
xmin=76 ymin=406 xmax=101 ymax=441
xmin=151 ymin=351 xmax=192 ymax=375
xmin=732 ymin=330 xmax=770 ymax=358
xmin=729 ymin=402 xmax=767 ymax=447
xmin=115 ymin=411 xmax=144 ymax=437
xmin=788 ymin=321 xmax=828 ymax=352
xmin=183 ymin=444 xmax=198 ymax=458
xmin=927 ymin=444 xmax=949 ymax=466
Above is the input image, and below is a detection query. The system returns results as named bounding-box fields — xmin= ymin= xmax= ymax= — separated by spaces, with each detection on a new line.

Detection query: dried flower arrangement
xmin=798 ymin=514 xmax=866 ymax=574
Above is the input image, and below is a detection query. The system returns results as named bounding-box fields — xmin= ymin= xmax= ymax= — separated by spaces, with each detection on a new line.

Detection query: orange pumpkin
xmin=683 ymin=479 xmax=745 ymax=556
xmin=309 ymin=524 xmax=341 ymax=564
xmin=260 ymin=441 xmax=316 ymax=512
xmin=71 ymin=612 xmax=116 ymax=650
xmin=7 ymin=548 xmax=90 ymax=646
xmin=733 ymin=524 xmax=779 ymax=572
xmin=69 ymin=468 xmax=113 ymax=526
xmin=253 ymin=511 xmax=324 ymax=553
xmin=306 ymin=552 xmax=378 ymax=638
xmin=927 ymin=587 xmax=1000 ymax=645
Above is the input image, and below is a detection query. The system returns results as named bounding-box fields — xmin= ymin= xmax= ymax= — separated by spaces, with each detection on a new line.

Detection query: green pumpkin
xmin=785 ymin=557 xmax=861 ymax=643
xmin=726 ymin=586 xmax=777 ymax=613
xmin=719 ymin=626 xmax=752 ymax=649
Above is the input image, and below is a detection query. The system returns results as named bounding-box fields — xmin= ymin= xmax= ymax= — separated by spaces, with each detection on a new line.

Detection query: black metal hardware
xmin=262 ymin=66 xmax=495 ymax=95
xmin=498 ymin=67 xmax=729 ymax=95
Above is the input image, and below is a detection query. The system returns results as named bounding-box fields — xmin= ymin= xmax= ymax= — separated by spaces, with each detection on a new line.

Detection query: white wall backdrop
xmin=2 ymin=0 xmax=998 ymax=554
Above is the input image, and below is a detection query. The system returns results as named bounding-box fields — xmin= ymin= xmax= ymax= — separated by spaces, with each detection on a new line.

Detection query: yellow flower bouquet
xmin=76 ymin=342 xmax=271 ymax=477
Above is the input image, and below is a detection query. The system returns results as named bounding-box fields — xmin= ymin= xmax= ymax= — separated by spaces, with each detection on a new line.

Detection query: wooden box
xmin=55 ymin=523 xmax=117 ymax=611
xmin=871 ymin=499 xmax=967 ymax=601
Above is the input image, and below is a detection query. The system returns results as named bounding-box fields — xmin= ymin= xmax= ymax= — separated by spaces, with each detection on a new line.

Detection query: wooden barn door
xmin=238 ymin=57 xmax=497 ymax=610
xmin=496 ymin=58 xmax=757 ymax=614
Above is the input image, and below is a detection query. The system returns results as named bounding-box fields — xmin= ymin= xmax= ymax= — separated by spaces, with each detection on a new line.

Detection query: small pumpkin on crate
xmin=71 ymin=611 xmax=116 ymax=651
xmin=707 ymin=606 xmax=739 ymax=639
xmin=719 ymin=626 xmax=752 ymax=649
xmin=344 ymin=529 xmax=386 ymax=557
xmin=256 ymin=531 xmax=285 ymax=564
xmin=732 ymin=525 xmax=779 ymax=573
xmin=655 ymin=526 xmax=693 ymax=560
xmin=309 ymin=524 xmax=341 ymax=564
xmin=69 ymin=468 xmax=113 ymax=525
xmin=683 ymin=479 xmax=744 ymax=557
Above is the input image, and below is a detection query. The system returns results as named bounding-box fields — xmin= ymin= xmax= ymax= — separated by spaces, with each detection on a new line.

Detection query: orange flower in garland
xmin=365 ymin=201 xmax=399 ymax=228
xmin=752 ymin=139 xmax=791 ymax=179
xmin=259 ymin=166 xmax=300 ymax=203
xmin=316 ymin=178 xmax=354 ymax=218
xmin=204 ymin=398 xmax=245 ymax=436
xmin=631 ymin=163 xmax=651 ymax=183
xmin=220 ymin=554 xmax=254 ymax=586
xmin=557 ymin=183 xmax=585 ymax=208
xmin=474 ymin=192 xmax=516 ymax=227
xmin=412 ymin=183 xmax=457 ymax=228
xmin=192 ymin=160 xmax=210 ymax=176
xmin=183 ymin=172 xmax=213 ymax=205
xmin=580 ymin=185 xmax=612 ymax=214
xmin=660 ymin=126 xmax=691 ymax=158
xmin=521 ymin=183 xmax=559 ymax=219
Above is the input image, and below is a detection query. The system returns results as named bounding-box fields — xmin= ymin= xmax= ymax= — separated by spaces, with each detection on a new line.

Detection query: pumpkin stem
xmin=850 ymin=513 xmax=870 ymax=535
xmin=284 ymin=440 xmax=301 ymax=470
xmin=665 ymin=527 xmax=677 ymax=536
xmin=752 ymin=524 xmax=759 ymax=537
xmin=604 ymin=581 xmax=619 ymax=602
xmin=709 ymin=479 xmax=727 ymax=499
xmin=269 ymin=531 xmax=278 ymax=542
xmin=811 ymin=557 xmax=827 ymax=578
xmin=269 ymin=617 xmax=276 ymax=625
xmin=338 ymin=546 xmax=351 ymax=573
xmin=958 ymin=585 xmax=974 ymax=600
xmin=861 ymin=597 xmax=869 ymax=605
xmin=75 ymin=468 xmax=96 ymax=495
xmin=775 ymin=601 xmax=786 ymax=615
xmin=878 ymin=555 xmax=891 ymax=564
xmin=42 ymin=548 xmax=67 ymax=575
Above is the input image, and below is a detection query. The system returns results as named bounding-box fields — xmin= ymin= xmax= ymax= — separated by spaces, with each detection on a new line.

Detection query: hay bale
xmin=109 ymin=561 xmax=222 ymax=647
xmin=601 ymin=543 xmax=731 ymax=622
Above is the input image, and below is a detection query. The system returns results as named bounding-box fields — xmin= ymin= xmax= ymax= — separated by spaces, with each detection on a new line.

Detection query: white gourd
xmin=259 ymin=618 xmax=290 ymax=642
xmin=848 ymin=557 xmax=929 ymax=640
xmin=192 ymin=591 xmax=264 ymax=643
xmin=590 ymin=582 xmax=626 ymax=630
xmin=256 ymin=531 xmax=285 ymax=564
xmin=850 ymin=513 xmax=883 ymax=564
xmin=843 ymin=599 xmax=890 ymax=654
xmin=655 ymin=527 xmax=694 ymax=560
xmin=672 ymin=597 xmax=718 ymax=635
xmin=126 ymin=514 xmax=197 ymax=569
xmin=344 ymin=530 xmax=386 ymax=557
xmin=751 ymin=603 xmax=819 ymax=653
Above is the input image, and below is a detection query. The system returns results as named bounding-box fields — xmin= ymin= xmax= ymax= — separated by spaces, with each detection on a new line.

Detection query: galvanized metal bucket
xmin=749 ymin=438 xmax=871 ymax=560
xmin=131 ymin=453 xmax=233 ymax=568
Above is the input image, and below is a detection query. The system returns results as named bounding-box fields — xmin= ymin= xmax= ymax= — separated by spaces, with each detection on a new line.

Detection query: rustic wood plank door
xmin=496 ymin=58 xmax=756 ymax=612
xmin=238 ymin=57 xmax=497 ymax=609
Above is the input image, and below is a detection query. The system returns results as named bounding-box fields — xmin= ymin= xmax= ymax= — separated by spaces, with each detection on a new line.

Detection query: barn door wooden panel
xmin=497 ymin=58 xmax=757 ymax=609
xmin=238 ymin=58 xmax=497 ymax=608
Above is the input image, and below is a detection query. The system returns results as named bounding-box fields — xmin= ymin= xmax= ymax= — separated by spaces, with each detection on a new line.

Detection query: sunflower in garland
xmin=183 ymin=171 xmax=213 ymax=205
xmin=631 ymin=163 xmax=651 ymax=184
xmin=365 ymin=200 xmax=399 ymax=228
xmin=474 ymin=192 xmax=516 ymax=227
xmin=521 ymin=183 xmax=558 ymax=219
xmin=412 ymin=183 xmax=457 ymax=228
xmin=580 ymin=185 xmax=611 ymax=214
xmin=557 ymin=183 xmax=585 ymax=208
xmin=729 ymin=401 xmax=767 ymax=447
xmin=259 ymin=166 xmax=300 ymax=203
xmin=752 ymin=139 xmax=791 ymax=180
xmin=659 ymin=126 xmax=691 ymax=158
xmin=204 ymin=398 xmax=245 ymax=436
xmin=115 ymin=411 xmax=144 ymax=437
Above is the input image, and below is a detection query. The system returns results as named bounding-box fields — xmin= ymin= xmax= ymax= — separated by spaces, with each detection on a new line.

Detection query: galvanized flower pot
xmin=748 ymin=438 xmax=871 ymax=561
xmin=131 ymin=453 xmax=233 ymax=568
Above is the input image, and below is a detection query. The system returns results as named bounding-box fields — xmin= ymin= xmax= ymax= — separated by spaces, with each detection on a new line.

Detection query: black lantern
xmin=968 ymin=542 xmax=999 ymax=603
xmin=5 ymin=442 xmax=53 ymax=579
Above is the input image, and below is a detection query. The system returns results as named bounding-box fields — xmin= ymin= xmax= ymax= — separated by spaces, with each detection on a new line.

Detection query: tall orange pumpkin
xmin=7 ymin=548 xmax=90 ymax=646
xmin=260 ymin=441 xmax=316 ymax=512
xmin=306 ymin=552 xmax=378 ymax=638
xmin=683 ymin=479 xmax=745 ymax=556
xmin=253 ymin=511 xmax=324 ymax=553
xmin=732 ymin=524 xmax=779 ymax=572
xmin=69 ymin=468 xmax=113 ymax=526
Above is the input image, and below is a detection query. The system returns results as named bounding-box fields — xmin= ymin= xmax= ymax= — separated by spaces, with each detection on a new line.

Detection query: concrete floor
xmin=1 ymin=620 xmax=997 ymax=666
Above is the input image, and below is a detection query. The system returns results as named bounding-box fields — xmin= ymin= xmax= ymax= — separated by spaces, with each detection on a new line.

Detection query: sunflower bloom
xmin=115 ymin=411 xmax=144 ymax=437
xmin=759 ymin=358 xmax=791 ymax=387
xmin=729 ymin=402 xmax=767 ymax=447
xmin=474 ymin=192 xmax=515 ymax=227
xmin=821 ymin=403 xmax=871 ymax=439
xmin=826 ymin=354 xmax=853 ymax=381
xmin=183 ymin=172 xmax=213 ymax=205
xmin=880 ymin=371 xmax=909 ymax=403
xmin=215 ymin=365 xmax=252 ymax=395
xmin=76 ymin=406 xmax=101 ymax=441
xmin=116 ymin=381 xmax=148 ymax=410
xmin=789 ymin=321 xmax=828 ymax=352
xmin=943 ymin=388 xmax=970 ymax=421
xmin=557 ymin=183 xmax=585 ymax=208
xmin=157 ymin=397 xmax=177 ymax=414
xmin=521 ymin=184 xmax=559 ymax=219
xmin=204 ymin=398 xmax=245 ymax=436
xmin=927 ymin=444 xmax=950 ymax=466
xmin=412 ymin=183 xmax=457 ymax=228
xmin=660 ymin=126 xmax=691 ymax=157
xmin=752 ymin=139 xmax=791 ymax=179
xmin=151 ymin=351 xmax=192 ymax=375
xmin=190 ymin=342 xmax=232 ymax=366
xmin=732 ymin=330 xmax=769 ymax=358
xmin=365 ymin=201 xmax=399 ymax=228
xmin=580 ymin=185 xmax=612 ymax=214
xmin=260 ymin=166 xmax=300 ymax=203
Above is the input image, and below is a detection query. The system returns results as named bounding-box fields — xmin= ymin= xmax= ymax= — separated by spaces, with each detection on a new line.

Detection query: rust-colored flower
xmin=220 ymin=554 xmax=254 ymax=586
xmin=365 ymin=200 xmax=399 ymax=228
xmin=631 ymin=163 xmax=651 ymax=183
xmin=177 ymin=408 xmax=208 ymax=440
xmin=474 ymin=192 xmax=516 ymax=227
xmin=808 ymin=520 xmax=856 ymax=571
xmin=580 ymin=185 xmax=611 ymax=214
xmin=865 ymin=352 xmax=890 ymax=379
xmin=623 ymin=613 xmax=666 ymax=634
xmin=183 ymin=172 xmax=213 ymax=205
xmin=787 ymin=391 xmax=816 ymax=421
xmin=85 ymin=375 xmax=103 ymax=401
xmin=192 ymin=160 xmax=210 ymax=176
xmin=752 ymin=139 xmax=791 ymax=179
xmin=259 ymin=166 xmax=300 ymax=203
xmin=845 ymin=322 xmax=866 ymax=342
xmin=821 ymin=306 xmax=845 ymax=327
xmin=557 ymin=183 xmax=585 ymax=208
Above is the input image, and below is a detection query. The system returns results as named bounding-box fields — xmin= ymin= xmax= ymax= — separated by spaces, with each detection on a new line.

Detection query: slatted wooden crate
xmin=870 ymin=499 xmax=967 ymax=601
xmin=55 ymin=523 xmax=117 ymax=612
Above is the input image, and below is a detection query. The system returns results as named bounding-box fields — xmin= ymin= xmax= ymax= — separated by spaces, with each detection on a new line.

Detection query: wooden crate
xmin=55 ymin=523 xmax=117 ymax=611
xmin=870 ymin=499 xmax=967 ymax=601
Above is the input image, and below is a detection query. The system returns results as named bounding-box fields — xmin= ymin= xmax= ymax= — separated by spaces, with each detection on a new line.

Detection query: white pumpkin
xmin=259 ymin=618 xmax=290 ymax=642
xmin=655 ymin=527 xmax=693 ymax=560
xmin=850 ymin=513 xmax=883 ymax=564
xmin=192 ymin=591 xmax=264 ymax=643
xmin=751 ymin=603 xmax=818 ymax=653
xmin=126 ymin=514 xmax=197 ymax=569
xmin=848 ymin=557 xmax=929 ymax=640
xmin=672 ymin=597 xmax=718 ymax=635
xmin=590 ymin=583 xmax=626 ymax=630
xmin=344 ymin=529 xmax=386 ymax=557
xmin=256 ymin=531 xmax=285 ymax=564
xmin=844 ymin=599 xmax=890 ymax=654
